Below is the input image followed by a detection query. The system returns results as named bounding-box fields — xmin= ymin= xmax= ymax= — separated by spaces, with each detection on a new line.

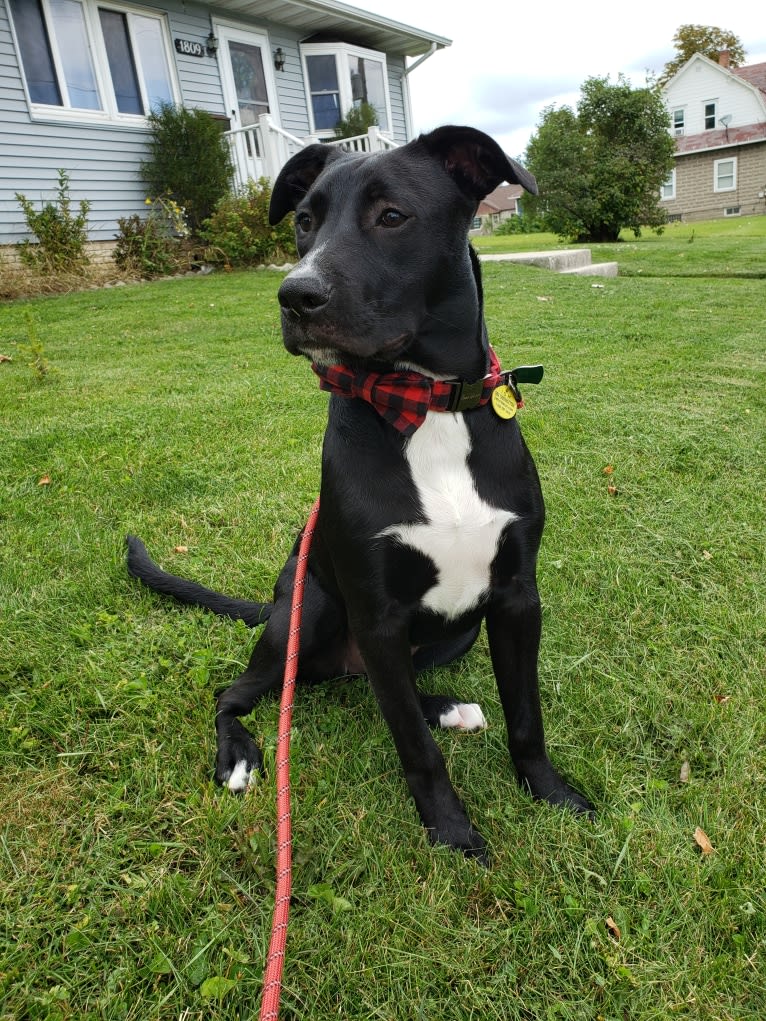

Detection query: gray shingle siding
xmin=1 ymin=0 xmax=413 ymax=244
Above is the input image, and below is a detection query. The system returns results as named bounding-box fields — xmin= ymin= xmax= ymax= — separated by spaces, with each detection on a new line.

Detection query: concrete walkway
xmin=479 ymin=249 xmax=618 ymax=277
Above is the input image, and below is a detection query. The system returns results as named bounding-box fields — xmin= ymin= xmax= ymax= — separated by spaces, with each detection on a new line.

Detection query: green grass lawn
xmin=2 ymin=223 xmax=765 ymax=1020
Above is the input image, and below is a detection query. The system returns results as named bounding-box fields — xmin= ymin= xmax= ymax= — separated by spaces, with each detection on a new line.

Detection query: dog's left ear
xmin=269 ymin=144 xmax=346 ymax=224
xmin=418 ymin=125 xmax=538 ymax=199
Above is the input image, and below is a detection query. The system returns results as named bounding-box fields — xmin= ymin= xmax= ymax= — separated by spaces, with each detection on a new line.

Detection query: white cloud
xmin=360 ymin=0 xmax=766 ymax=158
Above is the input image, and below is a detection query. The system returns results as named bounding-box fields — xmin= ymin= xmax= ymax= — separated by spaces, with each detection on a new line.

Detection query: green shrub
xmin=200 ymin=179 xmax=296 ymax=267
xmin=493 ymin=213 xmax=545 ymax=236
xmin=113 ymin=196 xmax=190 ymax=278
xmin=15 ymin=169 xmax=90 ymax=272
xmin=333 ymin=101 xmax=378 ymax=139
xmin=141 ymin=104 xmax=233 ymax=233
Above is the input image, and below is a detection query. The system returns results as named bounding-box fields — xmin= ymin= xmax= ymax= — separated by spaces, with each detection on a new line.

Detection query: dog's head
xmin=269 ymin=126 xmax=537 ymax=375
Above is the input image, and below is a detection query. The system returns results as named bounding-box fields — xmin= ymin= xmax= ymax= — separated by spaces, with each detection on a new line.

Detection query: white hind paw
xmin=439 ymin=703 xmax=487 ymax=731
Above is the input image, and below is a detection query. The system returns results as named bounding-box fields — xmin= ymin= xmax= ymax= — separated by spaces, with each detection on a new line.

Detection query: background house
xmin=0 ymin=0 xmax=449 ymax=245
xmin=661 ymin=51 xmax=766 ymax=222
xmin=469 ymin=183 xmax=523 ymax=235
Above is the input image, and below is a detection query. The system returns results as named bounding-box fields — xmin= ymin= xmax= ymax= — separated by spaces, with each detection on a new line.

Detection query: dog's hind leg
xmin=414 ymin=626 xmax=487 ymax=732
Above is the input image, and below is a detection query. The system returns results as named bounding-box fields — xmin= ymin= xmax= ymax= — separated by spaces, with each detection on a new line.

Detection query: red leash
xmin=259 ymin=497 xmax=320 ymax=1021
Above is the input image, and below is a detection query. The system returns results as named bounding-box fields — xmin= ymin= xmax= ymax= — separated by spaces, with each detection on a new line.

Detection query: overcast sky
xmin=360 ymin=0 xmax=766 ymax=160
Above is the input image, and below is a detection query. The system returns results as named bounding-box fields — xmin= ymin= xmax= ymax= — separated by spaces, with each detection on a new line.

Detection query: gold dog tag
xmin=491 ymin=385 xmax=517 ymax=420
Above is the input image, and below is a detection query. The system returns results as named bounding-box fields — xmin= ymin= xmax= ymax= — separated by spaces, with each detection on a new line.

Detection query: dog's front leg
xmin=486 ymin=587 xmax=593 ymax=815
xmin=355 ymin=623 xmax=487 ymax=861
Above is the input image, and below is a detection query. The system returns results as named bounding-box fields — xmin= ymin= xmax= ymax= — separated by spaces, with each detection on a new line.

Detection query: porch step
xmin=479 ymin=249 xmax=618 ymax=277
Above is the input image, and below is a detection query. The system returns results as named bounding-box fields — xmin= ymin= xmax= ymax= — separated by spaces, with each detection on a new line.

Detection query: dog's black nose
xmin=278 ymin=274 xmax=330 ymax=319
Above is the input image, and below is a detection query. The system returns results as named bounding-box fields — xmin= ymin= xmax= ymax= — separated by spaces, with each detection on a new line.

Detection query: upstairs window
xmin=9 ymin=0 xmax=177 ymax=121
xmin=704 ymin=101 xmax=716 ymax=130
xmin=672 ymin=109 xmax=684 ymax=135
xmin=301 ymin=42 xmax=391 ymax=137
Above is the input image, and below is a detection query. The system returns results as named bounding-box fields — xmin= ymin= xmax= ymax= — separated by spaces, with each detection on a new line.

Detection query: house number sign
xmin=174 ymin=38 xmax=205 ymax=58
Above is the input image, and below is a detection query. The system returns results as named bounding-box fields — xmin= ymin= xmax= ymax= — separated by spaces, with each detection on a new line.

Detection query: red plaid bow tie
xmin=312 ymin=348 xmax=504 ymax=437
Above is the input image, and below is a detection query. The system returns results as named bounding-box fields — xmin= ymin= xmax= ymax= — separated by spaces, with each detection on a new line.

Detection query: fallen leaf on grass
xmin=694 ymin=827 xmax=714 ymax=856
xmin=702 ymin=550 xmax=712 ymax=561
xmin=605 ymin=916 xmax=621 ymax=941
xmin=0 ymin=354 xmax=12 ymax=363
xmin=173 ymin=545 xmax=189 ymax=554
xmin=536 ymin=296 xmax=553 ymax=302
xmin=603 ymin=465 xmax=614 ymax=475
xmin=38 ymin=475 xmax=51 ymax=486
xmin=714 ymin=694 xmax=731 ymax=705
xmin=607 ymin=484 xmax=618 ymax=496
xmin=679 ymin=761 xmax=691 ymax=783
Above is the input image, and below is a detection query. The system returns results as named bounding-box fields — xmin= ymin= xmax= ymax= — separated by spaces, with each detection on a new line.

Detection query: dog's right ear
xmin=269 ymin=145 xmax=344 ymax=224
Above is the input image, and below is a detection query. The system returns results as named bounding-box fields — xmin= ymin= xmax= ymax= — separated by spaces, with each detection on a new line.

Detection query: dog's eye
xmin=378 ymin=208 xmax=407 ymax=228
xmin=296 ymin=212 xmax=313 ymax=232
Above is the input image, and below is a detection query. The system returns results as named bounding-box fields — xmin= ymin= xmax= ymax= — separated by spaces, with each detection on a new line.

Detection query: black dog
xmin=127 ymin=126 xmax=592 ymax=860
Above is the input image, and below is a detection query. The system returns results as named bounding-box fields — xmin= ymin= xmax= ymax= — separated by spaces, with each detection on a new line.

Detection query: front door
xmin=216 ymin=25 xmax=278 ymax=180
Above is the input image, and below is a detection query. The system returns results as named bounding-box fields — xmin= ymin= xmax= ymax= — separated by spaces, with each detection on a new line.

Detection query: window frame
xmin=660 ymin=168 xmax=676 ymax=201
xmin=672 ymin=108 xmax=684 ymax=136
xmin=9 ymin=0 xmax=180 ymax=125
xmin=704 ymin=100 xmax=716 ymax=130
xmin=713 ymin=156 xmax=737 ymax=192
xmin=300 ymin=41 xmax=393 ymax=138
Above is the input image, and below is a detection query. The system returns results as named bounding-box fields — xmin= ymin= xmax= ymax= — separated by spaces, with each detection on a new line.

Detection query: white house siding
xmin=664 ymin=59 xmax=765 ymax=135
xmin=0 ymin=0 xmax=410 ymax=244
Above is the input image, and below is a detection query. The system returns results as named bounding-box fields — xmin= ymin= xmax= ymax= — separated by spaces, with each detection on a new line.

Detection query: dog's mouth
xmin=294 ymin=331 xmax=412 ymax=369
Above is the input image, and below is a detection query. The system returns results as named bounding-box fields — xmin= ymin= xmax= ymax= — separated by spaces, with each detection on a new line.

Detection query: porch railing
xmin=223 ymin=114 xmax=398 ymax=189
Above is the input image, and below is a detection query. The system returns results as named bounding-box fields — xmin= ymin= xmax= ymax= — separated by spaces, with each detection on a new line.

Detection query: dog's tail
xmin=126 ymin=535 xmax=272 ymax=627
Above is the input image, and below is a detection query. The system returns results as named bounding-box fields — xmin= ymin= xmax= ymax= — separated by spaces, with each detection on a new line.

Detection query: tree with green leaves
xmin=524 ymin=75 xmax=677 ymax=243
xmin=658 ymin=25 xmax=746 ymax=85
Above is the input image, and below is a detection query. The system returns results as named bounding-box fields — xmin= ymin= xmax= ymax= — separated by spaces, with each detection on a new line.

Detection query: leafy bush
xmin=333 ymin=101 xmax=379 ymax=140
xmin=141 ymin=104 xmax=233 ymax=233
xmin=493 ymin=214 xmax=545 ymax=236
xmin=113 ymin=196 xmax=190 ymax=278
xmin=15 ymin=169 xmax=90 ymax=272
xmin=200 ymin=179 xmax=296 ymax=267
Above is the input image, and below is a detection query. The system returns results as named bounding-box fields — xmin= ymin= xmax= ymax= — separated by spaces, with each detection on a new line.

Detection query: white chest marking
xmin=379 ymin=413 xmax=518 ymax=619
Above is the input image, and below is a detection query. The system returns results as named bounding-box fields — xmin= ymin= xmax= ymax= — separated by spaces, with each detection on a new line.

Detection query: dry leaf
xmin=607 ymin=484 xmax=618 ymax=496
xmin=714 ymin=694 xmax=731 ymax=705
xmin=605 ymin=916 xmax=621 ymax=941
xmin=536 ymin=296 xmax=553 ymax=302
xmin=702 ymin=550 xmax=712 ymax=561
xmin=603 ymin=465 xmax=614 ymax=475
xmin=679 ymin=761 xmax=691 ymax=783
xmin=173 ymin=545 xmax=189 ymax=554
xmin=0 ymin=354 xmax=12 ymax=363
xmin=38 ymin=475 xmax=51 ymax=486
xmin=694 ymin=827 xmax=714 ymax=856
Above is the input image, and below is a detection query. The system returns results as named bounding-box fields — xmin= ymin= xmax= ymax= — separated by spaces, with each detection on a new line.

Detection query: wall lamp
xmin=274 ymin=47 xmax=286 ymax=71
xmin=206 ymin=31 xmax=218 ymax=57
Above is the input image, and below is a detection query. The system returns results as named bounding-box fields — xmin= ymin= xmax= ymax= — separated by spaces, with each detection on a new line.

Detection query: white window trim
xmin=703 ymin=99 xmax=717 ymax=130
xmin=10 ymin=0 xmax=181 ymax=126
xmin=672 ymin=108 xmax=685 ymax=137
xmin=660 ymin=168 xmax=676 ymax=201
xmin=713 ymin=156 xmax=737 ymax=193
xmin=300 ymin=41 xmax=393 ymax=138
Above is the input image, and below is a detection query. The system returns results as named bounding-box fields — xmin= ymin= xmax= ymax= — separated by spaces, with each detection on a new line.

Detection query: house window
xmin=660 ymin=169 xmax=676 ymax=201
xmin=672 ymin=109 xmax=684 ymax=136
xmin=301 ymin=42 xmax=391 ymax=137
xmin=723 ymin=206 xmax=741 ymax=216
xmin=714 ymin=157 xmax=737 ymax=192
xmin=704 ymin=101 xmax=716 ymax=129
xmin=9 ymin=0 xmax=177 ymax=121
